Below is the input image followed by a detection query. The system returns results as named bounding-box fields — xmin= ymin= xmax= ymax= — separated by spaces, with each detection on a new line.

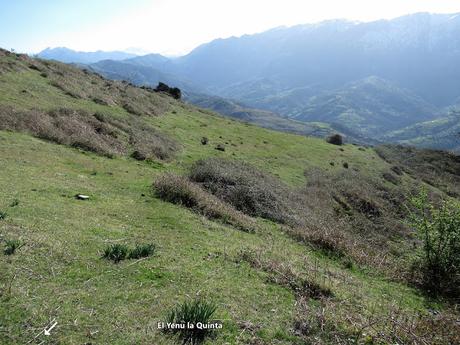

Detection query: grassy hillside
xmin=0 ymin=49 xmax=459 ymax=344
xmin=384 ymin=109 xmax=460 ymax=153
xmin=87 ymin=59 xmax=366 ymax=144
xmin=294 ymin=77 xmax=438 ymax=138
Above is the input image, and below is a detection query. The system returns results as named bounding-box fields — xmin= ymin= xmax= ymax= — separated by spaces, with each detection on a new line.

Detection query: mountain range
xmin=37 ymin=12 xmax=460 ymax=151
xmin=37 ymin=47 xmax=137 ymax=64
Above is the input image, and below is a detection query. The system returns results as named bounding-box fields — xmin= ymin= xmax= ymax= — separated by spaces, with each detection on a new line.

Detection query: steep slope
xmin=0 ymin=49 xmax=459 ymax=344
xmin=293 ymin=76 xmax=438 ymax=137
xmin=37 ymin=47 xmax=137 ymax=64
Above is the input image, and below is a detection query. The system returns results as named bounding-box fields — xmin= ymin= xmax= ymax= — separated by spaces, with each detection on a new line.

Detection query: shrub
xmin=165 ymin=298 xmax=217 ymax=344
xmin=189 ymin=158 xmax=298 ymax=225
xmin=326 ymin=134 xmax=343 ymax=145
xmin=3 ymin=239 xmax=23 ymax=255
xmin=0 ymin=106 xmax=177 ymax=161
xmin=128 ymin=244 xmax=155 ymax=259
xmin=410 ymin=191 xmax=460 ymax=296
xmin=153 ymin=174 xmax=257 ymax=233
xmin=0 ymin=211 xmax=7 ymax=220
xmin=129 ymin=127 xmax=178 ymax=161
xmin=201 ymin=137 xmax=208 ymax=145
xmin=154 ymin=82 xmax=182 ymax=100
xmin=102 ymin=244 xmax=129 ymax=263
xmin=154 ymin=174 xmax=198 ymax=208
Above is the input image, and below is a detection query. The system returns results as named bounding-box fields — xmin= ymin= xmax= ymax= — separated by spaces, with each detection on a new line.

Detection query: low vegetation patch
xmin=0 ymin=106 xmax=178 ymax=160
xmin=164 ymin=298 xmax=218 ymax=344
xmin=128 ymin=243 xmax=156 ymax=259
xmin=0 ymin=210 xmax=7 ymax=220
xmin=153 ymin=173 xmax=258 ymax=233
xmin=237 ymin=249 xmax=332 ymax=299
xmin=9 ymin=199 xmax=19 ymax=207
xmin=293 ymin=295 xmax=460 ymax=344
xmin=102 ymin=244 xmax=129 ymax=263
xmin=102 ymin=243 xmax=156 ymax=263
xmin=3 ymin=239 xmax=23 ymax=255
xmin=376 ymin=145 xmax=460 ymax=197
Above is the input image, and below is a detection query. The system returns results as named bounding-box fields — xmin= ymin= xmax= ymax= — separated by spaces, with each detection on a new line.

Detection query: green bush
xmin=165 ymin=298 xmax=217 ymax=344
xmin=0 ymin=211 xmax=7 ymax=220
xmin=128 ymin=244 xmax=155 ymax=259
xmin=4 ymin=239 xmax=23 ymax=255
xmin=410 ymin=191 xmax=460 ymax=296
xmin=102 ymin=244 xmax=129 ymax=263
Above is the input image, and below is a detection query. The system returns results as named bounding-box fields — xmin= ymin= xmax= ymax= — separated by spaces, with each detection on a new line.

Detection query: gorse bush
xmin=189 ymin=158 xmax=298 ymax=225
xmin=153 ymin=174 xmax=257 ymax=232
xmin=0 ymin=106 xmax=178 ymax=160
xmin=3 ymin=239 xmax=23 ymax=255
xmin=410 ymin=191 xmax=460 ymax=296
xmin=102 ymin=244 xmax=129 ymax=263
xmin=128 ymin=243 xmax=155 ymax=259
xmin=165 ymin=298 xmax=217 ymax=344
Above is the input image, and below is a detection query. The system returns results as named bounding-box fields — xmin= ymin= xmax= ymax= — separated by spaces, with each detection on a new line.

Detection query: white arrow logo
xmin=44 ymin=319 xmax=57 ymax=336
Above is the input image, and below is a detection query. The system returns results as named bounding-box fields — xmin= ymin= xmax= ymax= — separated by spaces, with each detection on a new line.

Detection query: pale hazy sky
xmin=1 ymin=0 xmax=460 ymax=56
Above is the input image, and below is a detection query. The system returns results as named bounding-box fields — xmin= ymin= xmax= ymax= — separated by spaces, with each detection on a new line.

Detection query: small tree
xmin=410 ymin=190 xmax=460 ymax=296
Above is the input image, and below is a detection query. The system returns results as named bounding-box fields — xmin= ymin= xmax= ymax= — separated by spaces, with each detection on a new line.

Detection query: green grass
xmin=151 ymin=106 xmax=387 ymax=187
xmin=0 ymin=52 xmax=457 ymax=344
xmin=0 ymin=131 xmax=450 ymax=344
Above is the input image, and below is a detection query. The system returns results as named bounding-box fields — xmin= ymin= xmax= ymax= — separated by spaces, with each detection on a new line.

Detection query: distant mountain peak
xmin=37 ymin=47 xmax=137 ymax=64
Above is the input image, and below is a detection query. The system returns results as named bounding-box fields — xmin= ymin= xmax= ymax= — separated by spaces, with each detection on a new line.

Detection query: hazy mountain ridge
xmin=384 ymin=108 xmax=460 ymax=152
xmin=37 ymin=47 xmax=137 ymax=64
xmin=293 ymin=76 xmax=439 ymax=137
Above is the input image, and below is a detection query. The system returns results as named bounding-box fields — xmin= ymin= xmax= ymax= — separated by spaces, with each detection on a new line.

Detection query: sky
xmin=1 ymin=0 xmax=460 ymax=56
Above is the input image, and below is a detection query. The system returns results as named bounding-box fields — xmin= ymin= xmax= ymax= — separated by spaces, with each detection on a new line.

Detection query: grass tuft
xmin=102 ymin=244 xmax=129 ymax=263
xmin=165 ymin=298 xmax=218 ymax=344
xmin=3 ymin=239 xmax=23 ymax=255
xmin=128 ymin=243 xmax=155 ymax=259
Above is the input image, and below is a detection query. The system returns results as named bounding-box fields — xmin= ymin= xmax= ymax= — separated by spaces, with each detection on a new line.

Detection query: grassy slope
xmin=0 ymin=52 xmax=452 ymax=344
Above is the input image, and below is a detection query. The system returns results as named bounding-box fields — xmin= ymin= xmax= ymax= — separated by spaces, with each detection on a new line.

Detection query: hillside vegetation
xmin=0 ymin=48 xmax=459 ymax=344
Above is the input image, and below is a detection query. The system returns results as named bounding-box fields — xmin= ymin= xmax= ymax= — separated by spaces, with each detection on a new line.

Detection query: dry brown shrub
xmin=153 ymin=174 xmax=258 ymax=233
xmin=0 ymin=106 xmax=177 ymax=160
